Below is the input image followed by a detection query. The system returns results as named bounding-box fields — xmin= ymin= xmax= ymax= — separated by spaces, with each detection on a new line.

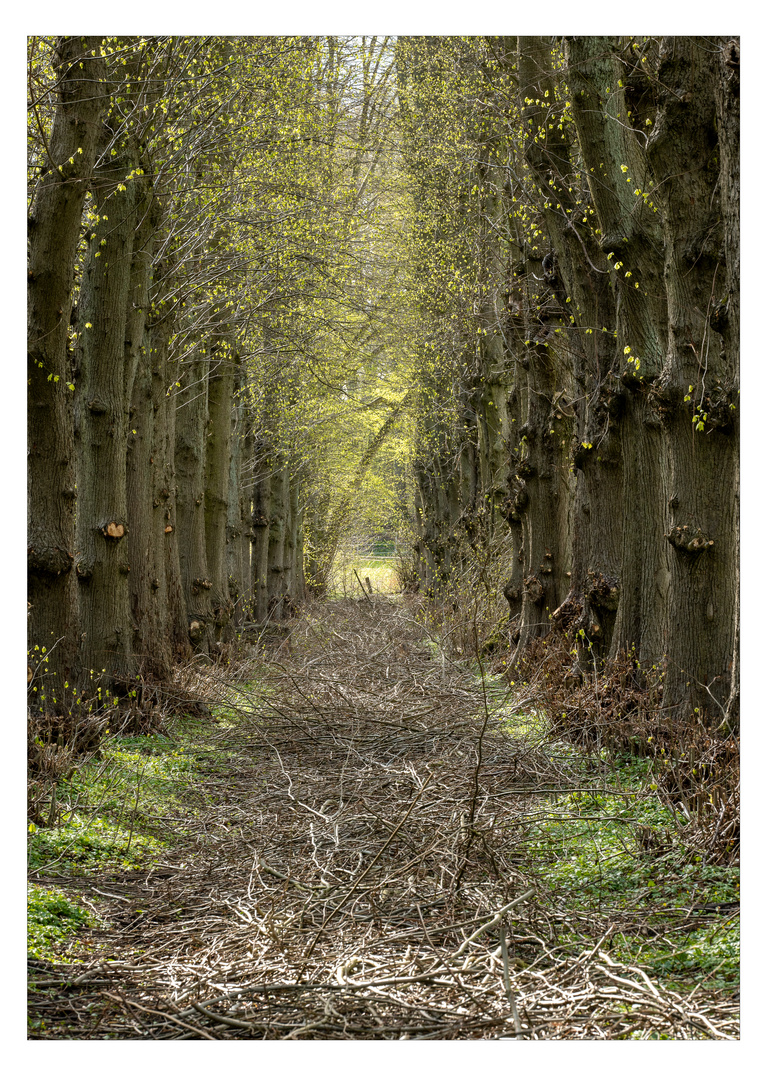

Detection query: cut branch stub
xmin=27 ymin=544 xmax=74 ymax=577
xmin=585 ymin=570 xmax=620 ymax=611
xmin=502 ymin=478 xmax=528 ymax=521
xmin=102 ymin=522 xmax=126 ymax=540
xmin=666 ymin=524 xmax=715 ymax=555
xmin=524 ymin=574 xmax=545 ymax=605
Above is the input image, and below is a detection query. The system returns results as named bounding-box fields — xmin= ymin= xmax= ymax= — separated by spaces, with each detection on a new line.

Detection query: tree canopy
xmin=28 ymin=34 xmax=738 ymax=734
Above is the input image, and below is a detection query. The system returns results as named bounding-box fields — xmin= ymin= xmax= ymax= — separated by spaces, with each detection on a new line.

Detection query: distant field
xmin=328 ymin=554 xmax=401 ymax=596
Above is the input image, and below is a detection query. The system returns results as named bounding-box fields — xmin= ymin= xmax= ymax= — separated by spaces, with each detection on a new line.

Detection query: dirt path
xmin=28 ymin=599 xmax=739 ymax=1040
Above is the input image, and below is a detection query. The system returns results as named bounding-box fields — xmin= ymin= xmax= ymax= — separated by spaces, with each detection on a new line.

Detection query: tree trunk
xmin=713 ymin=38 xmax=740 ymax=731
xmin=251 ymin=440 xmax=272 ymax=622
xmin=562 ymin=35 xmax=739 ymax=724
xmin=27 ymin=36 xmax=107 ymax=714
xmin=126 ymin=195 xmax=173 ymax=682
xmin=175 ymin=350 xmax=214 ymax=653
xmin=649 ymin=37 xmax=739 ymax=724
xmin=509 ymin=341 xmax=566 ymax=659
xmin=204 ymin=342 xmax=236 ymax=642
xmin=239 ymin=419 xmax=255 ymax=614
xmin=161 ymin=373 xmax=191 ymax=662
xmin=226 ymin=389 xmax=246 ymax=626
xmin=148 ymin=251 xmax=190 ymax=662
xmin=285 ymin=469 xmax=302 ymax=607
xmin=266 ymin=451 xmax=288 ymax=619
xmin=73 ymin=151 xmax=138 ymax=697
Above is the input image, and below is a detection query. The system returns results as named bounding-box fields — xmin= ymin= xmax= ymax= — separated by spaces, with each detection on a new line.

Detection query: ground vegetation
xmin=28 ymin=35 xmax=740 ymax=1041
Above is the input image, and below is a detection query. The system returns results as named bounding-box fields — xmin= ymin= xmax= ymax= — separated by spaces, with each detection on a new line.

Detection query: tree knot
xmin=666 ymin=525 xmax=714 ymax=554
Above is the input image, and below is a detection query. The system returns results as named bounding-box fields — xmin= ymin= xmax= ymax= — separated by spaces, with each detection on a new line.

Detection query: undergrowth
xmin=523 ymin=753 xmax=739 ymax=991
xmin=27 ymin=601 xmax=739 ymax=1003
xmin=492 ymin=627 xmax=740 ymax=869
xmin=27 ymin=711 xmax=235 ymax=957
xmin=431 ymin=605 xmax=740 ymax=998
xmin=28 ymin=885 xmax=94 ymax=961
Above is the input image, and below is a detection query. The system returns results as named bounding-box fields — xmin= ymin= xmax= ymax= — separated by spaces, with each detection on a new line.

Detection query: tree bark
xmin=126 ymin=192 xmax=174 ymax=681
xmin=266 ymin=451 xmax=289 ymax=619
xmin=27 ymin=36 xmax=107 ymax=714
xmin=147 ymin=249 xmax=191 ymax=662
xmin=73 ymin=148 xmax=139 ymax=697
xmin=251 ymin=439 xmax=272 ymax=623
xmin=713 ymin=38 xmax=740 ymax=731
xmin=239 ymin=418 xmax=255 ymax=613
xmin=226 ymin=386 xmax=247 ymax=626
xmin=175 ymin=349 xmax=214 ymax=653
xmin=204 ymin=340 xmax=237 ymax=642
xmin=649 ymin=37 xmax=739 ymax=723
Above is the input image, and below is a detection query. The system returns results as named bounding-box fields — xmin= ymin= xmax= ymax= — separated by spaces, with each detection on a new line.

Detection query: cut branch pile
xmin=28 ymin=599 xmax=739 ymax=1040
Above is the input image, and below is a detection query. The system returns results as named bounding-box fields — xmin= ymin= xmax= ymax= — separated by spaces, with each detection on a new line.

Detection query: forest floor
xmin=28 ymin=597 xmax=739 ymax=1040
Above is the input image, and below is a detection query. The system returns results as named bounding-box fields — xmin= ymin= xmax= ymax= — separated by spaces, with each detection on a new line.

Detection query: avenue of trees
xmin=398 ymin=36 xmax=739 ymax=731
xmin=28 ymin=35 xmax=408 ymax=714
xmin=28 ymin=35 xmax=739 ymax=733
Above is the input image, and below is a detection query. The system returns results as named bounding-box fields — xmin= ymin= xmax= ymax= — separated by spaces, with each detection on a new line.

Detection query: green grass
xmin=470 ymin=667 xmax=739 ymax=994
xmin=328 ymin=553 xmax=401 ymax=596
xmin=476 ymin=678 xmax=739 ymax=994
xmin=519 ymin=752 xmax=739 ymax=991
xmin=28 ymin=728 xmax=205 ymax=876
xmin=615 ymin=915 xmax=739 ymax=990
xmin=27 ymin=713 xmax=238 ymax=957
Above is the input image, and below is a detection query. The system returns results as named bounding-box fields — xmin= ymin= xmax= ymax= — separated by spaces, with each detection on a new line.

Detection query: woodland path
xmin=28 ymin=598 xmax=739 ymax=1040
